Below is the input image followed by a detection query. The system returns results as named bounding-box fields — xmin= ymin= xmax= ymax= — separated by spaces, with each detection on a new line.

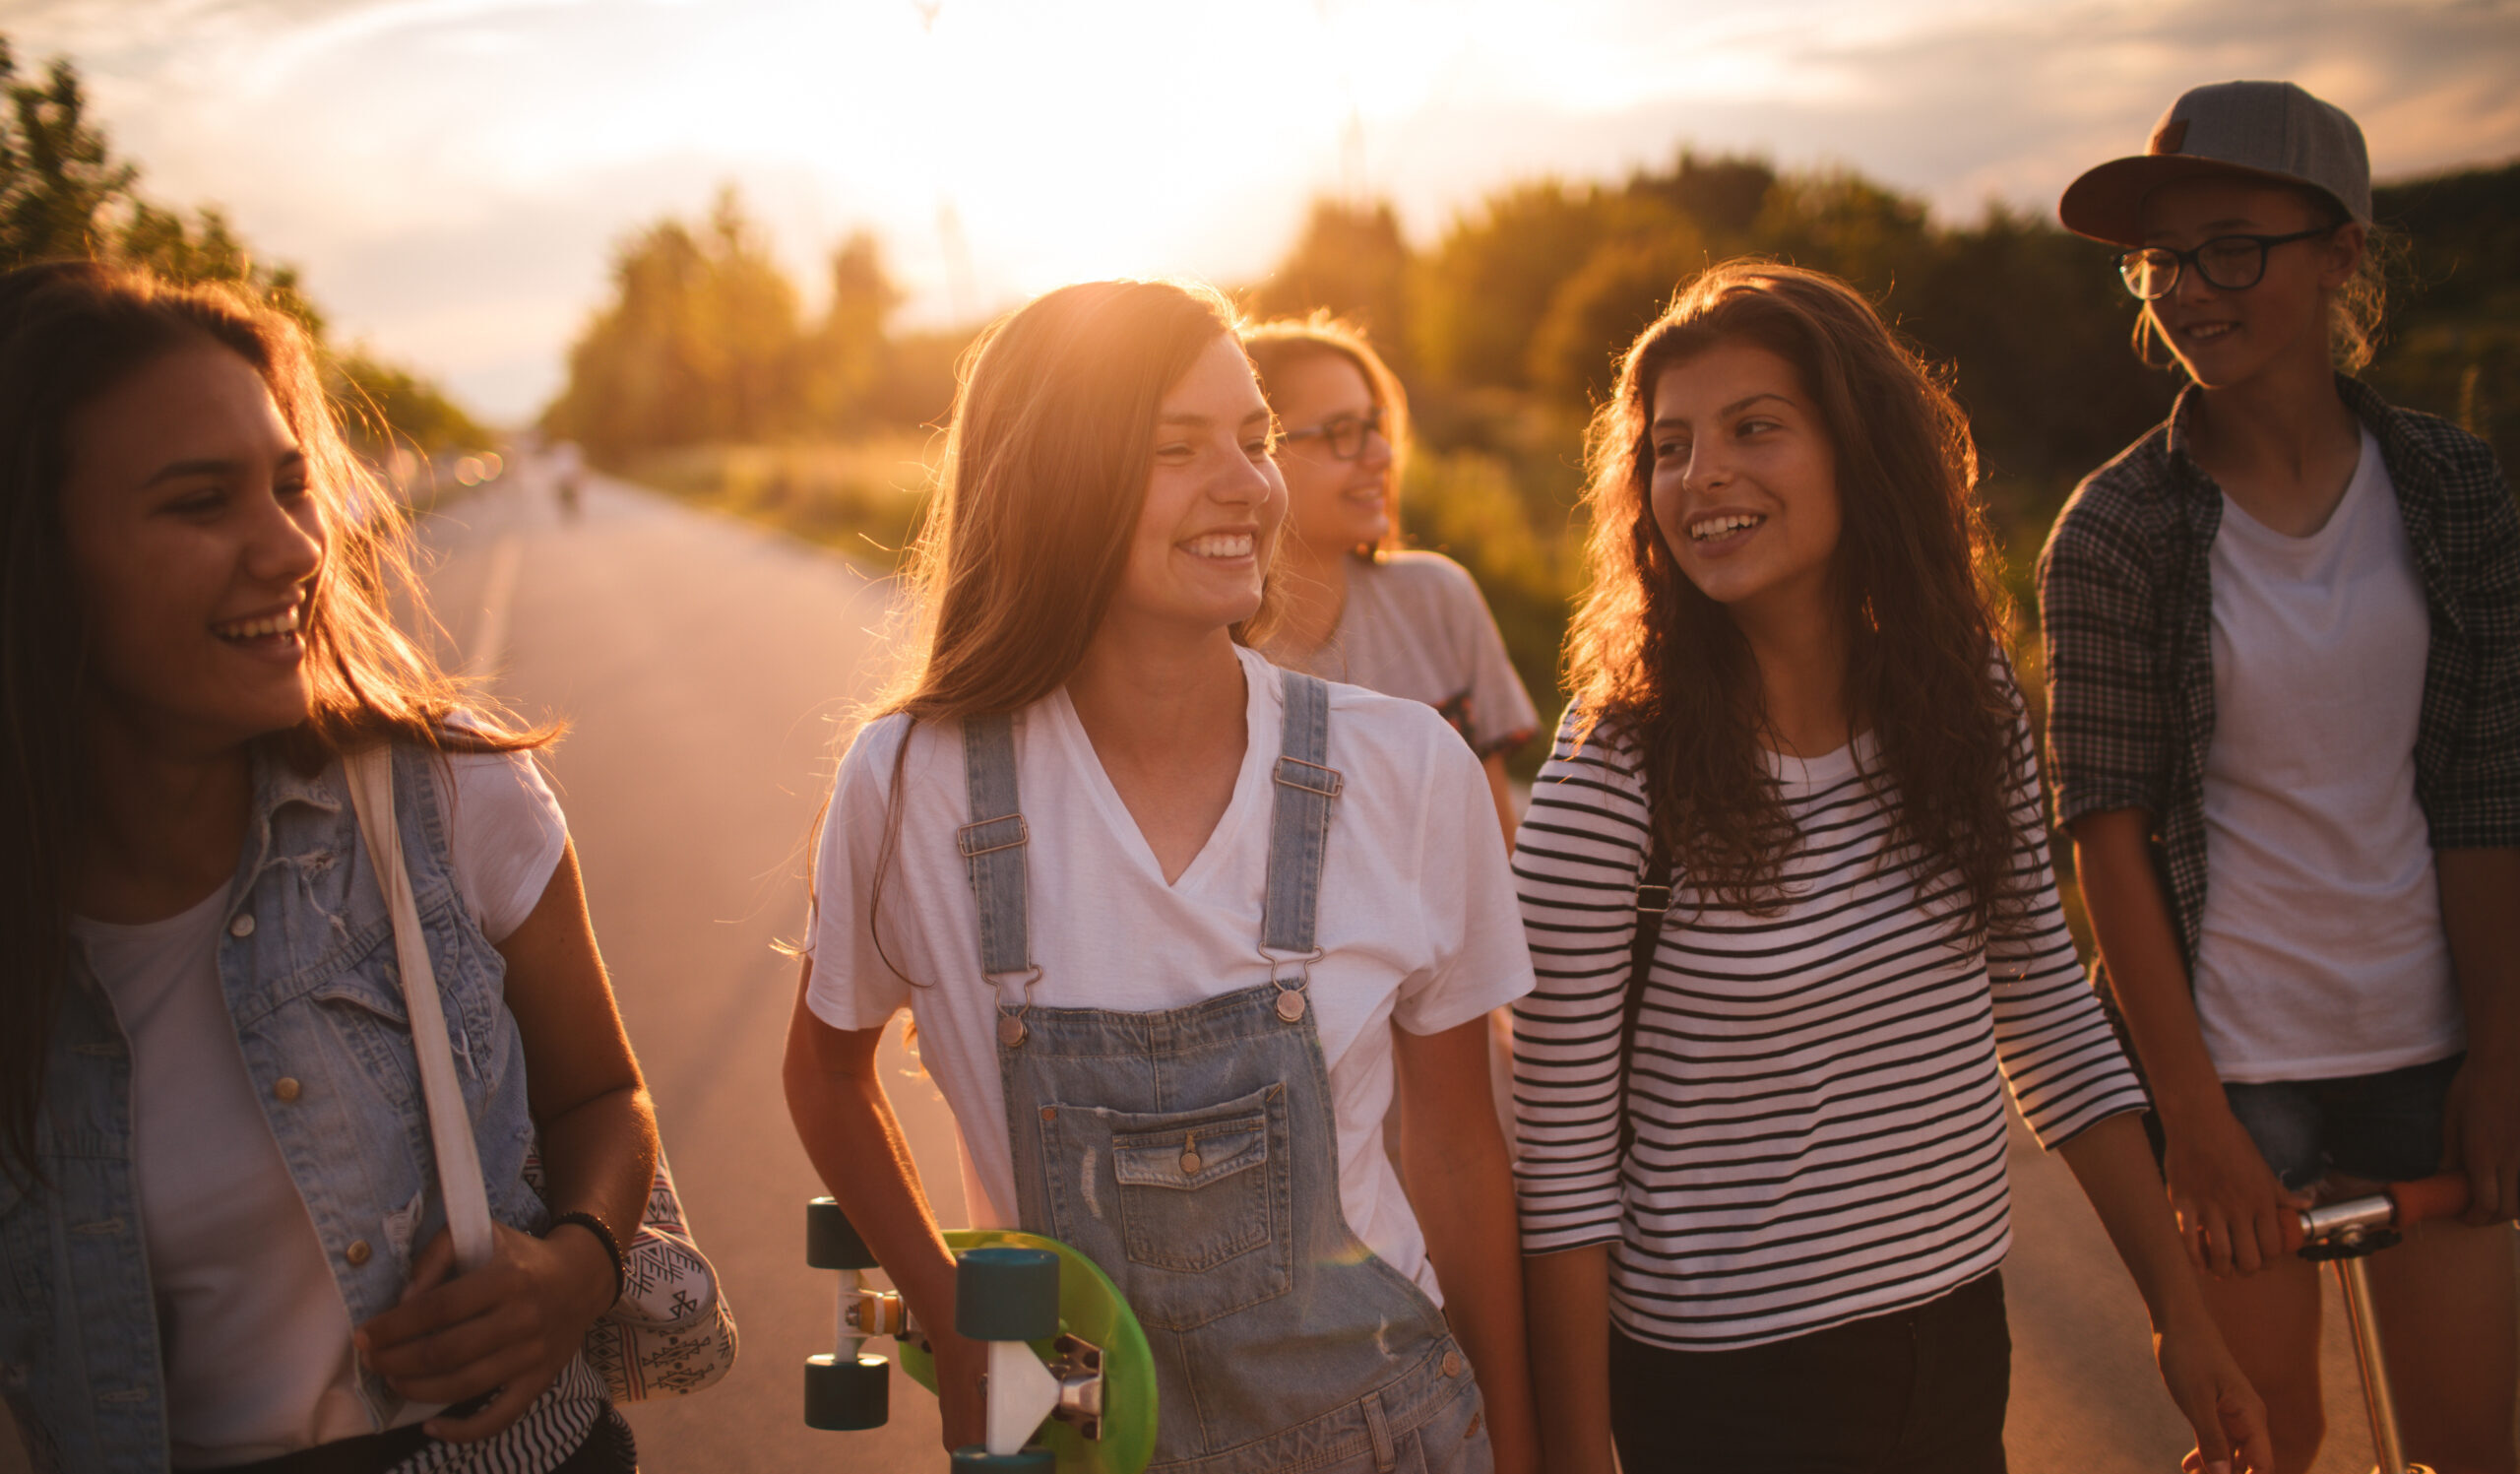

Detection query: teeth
xmin=216 ymin=607 xmax=301 ymax=640
xmin=1688 ymin=514 xmax=1765 ymax=543
xmin=1184 ymin=533 xmax=1254 ymax=559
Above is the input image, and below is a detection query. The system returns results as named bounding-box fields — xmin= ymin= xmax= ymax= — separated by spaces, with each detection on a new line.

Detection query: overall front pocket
xmin=1047 ymin=1083 xmax=1292 ymax=1331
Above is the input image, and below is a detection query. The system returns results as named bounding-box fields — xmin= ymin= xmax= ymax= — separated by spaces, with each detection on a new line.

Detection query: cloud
xmin=8 ymin=0 xmax=2513 ymax=420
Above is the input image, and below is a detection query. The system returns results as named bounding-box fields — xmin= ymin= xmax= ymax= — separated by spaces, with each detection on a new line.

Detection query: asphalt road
xmin=0 ymin=459 xmax=2435 ymax=1472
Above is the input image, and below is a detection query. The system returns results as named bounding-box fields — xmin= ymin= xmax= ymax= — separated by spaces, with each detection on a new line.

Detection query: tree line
xmin=545 ymin=147 xmax=2518 ymax=725
xmin=0 ymin=36 xmax=491 ymax=458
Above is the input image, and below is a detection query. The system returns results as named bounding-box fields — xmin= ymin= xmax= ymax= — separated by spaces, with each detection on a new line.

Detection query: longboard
xmin=804 ymin=1198 xmax=1158 ymax=1474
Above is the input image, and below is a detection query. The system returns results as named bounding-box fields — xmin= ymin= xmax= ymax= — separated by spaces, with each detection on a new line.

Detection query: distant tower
xmin=937 ymin=197 xmax=978 ymax=327
xmin=1339 ymin=105 xmax=1367 ymax=204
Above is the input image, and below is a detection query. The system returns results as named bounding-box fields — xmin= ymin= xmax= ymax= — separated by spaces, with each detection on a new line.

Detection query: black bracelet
xmin=546 ymin=1210 xmax=627 ymax=1309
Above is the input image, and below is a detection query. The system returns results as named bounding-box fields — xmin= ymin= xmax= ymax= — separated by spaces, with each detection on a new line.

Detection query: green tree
xmin=1528 ymin=221 xmax=1707 ymax=406
xmin=1409 ymin=181 xmax=1624 ymax=391
xmin=545 ymin=187 xmax=807 ymax=461
xmin=805 ymin=229 xmax=903 ymax=430
xmin=0 ymin=33 xmax=484 ymax=453
xmin=334 ymin=350 xmax=491 ymax=456
xmin=1249 ymin=199 xmax=1416 ymax=373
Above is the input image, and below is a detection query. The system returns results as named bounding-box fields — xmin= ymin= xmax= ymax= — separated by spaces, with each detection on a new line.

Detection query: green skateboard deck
xmin=902 ymin=1229 xmax=1159 ymax=1474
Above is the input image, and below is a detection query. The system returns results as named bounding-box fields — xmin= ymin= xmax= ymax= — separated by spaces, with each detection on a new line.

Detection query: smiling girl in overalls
xmin=784 ymin=280 xmax=1539 ymax=1473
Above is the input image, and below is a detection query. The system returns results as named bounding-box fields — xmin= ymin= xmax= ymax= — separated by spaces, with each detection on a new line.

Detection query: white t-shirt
xmin=805 ymin=645 xmax=1535 ymax=1300
xmin=73 ymin=746 xmax=568 ymax=1464
xmin=1268 ymin=551 xmax=1541 ymax=757
xmin=2192 ymin=426 xmax=2463 ymax=1082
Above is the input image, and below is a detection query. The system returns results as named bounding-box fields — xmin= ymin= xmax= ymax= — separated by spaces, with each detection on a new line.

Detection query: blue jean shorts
xmin=2220 ymin=1053 xmax=2462 ymax=1192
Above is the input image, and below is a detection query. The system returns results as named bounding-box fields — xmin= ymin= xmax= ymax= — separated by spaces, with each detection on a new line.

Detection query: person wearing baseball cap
xmin=2040 ymin=82 xmax=2520 ymax=1474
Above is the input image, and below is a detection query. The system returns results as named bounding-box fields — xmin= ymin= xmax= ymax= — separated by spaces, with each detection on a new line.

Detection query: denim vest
xmin=0 ymin=742 xmax=546 ymax=1473
xmin=963 ymin=673 xmax=1493 ymax=1474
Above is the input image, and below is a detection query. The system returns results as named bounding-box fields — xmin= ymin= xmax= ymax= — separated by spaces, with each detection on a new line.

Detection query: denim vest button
xmin=274 ymin=1077 xmax=302 ymax=1103
xmin=1441 ymin=1350 xmax=1464 ymax=1378
xmin=346 ymin=1239 xmax=372 ymax=1266
xmin=228 ymin=913 xmax=256 ymax=938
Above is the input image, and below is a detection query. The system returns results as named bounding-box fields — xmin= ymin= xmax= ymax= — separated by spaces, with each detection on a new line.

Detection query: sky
xmin=11 ymin=0 xmax=2518 ymax=422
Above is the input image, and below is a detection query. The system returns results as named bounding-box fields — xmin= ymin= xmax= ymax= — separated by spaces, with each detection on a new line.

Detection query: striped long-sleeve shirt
xmin=1510 ymin=704 xmax=2145 ymax=1351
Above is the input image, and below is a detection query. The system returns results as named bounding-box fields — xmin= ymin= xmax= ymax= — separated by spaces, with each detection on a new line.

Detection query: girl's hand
xmin=927 ymin=1325 xmax=988 ymax=1453
xmin=2161 ymin=1106 xmax=2309 ymax=1277
xmin=354 ymin=1220 xmax=616 ymax=1442
xmin=2158 ymin=1314 xmax=2274 ymax=1474
xmin=2440 ymin=1049 xmax=2520 ymax=1225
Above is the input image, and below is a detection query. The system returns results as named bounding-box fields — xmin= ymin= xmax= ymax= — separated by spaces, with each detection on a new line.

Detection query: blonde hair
xmin=1241 ymin=313 xmax=1411 ymax=561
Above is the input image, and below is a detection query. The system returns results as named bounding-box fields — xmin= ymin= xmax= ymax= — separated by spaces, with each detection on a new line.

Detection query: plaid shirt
xmin=2038 ymin=375 xmax=2520 ymax=976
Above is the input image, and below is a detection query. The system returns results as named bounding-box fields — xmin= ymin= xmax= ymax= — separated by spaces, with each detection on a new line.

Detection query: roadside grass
xmin=626 ymin=435 xmax=942 ymax=563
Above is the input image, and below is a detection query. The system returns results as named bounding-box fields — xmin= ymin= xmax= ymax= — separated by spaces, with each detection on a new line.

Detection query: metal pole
xmin=2332 ymin=1252 xmax=2413 ymax=1474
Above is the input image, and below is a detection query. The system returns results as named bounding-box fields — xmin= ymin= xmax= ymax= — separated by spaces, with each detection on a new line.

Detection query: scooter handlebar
xmin=2297 ymin=1173 xmax=2472 ymax=1244
xmin=2385 ymin=1172 xmax=2472 ymax=1230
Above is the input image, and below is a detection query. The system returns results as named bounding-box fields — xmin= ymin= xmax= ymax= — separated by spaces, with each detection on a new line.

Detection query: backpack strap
xmin=1618 ymin=812 xmax=1672 ymax=1162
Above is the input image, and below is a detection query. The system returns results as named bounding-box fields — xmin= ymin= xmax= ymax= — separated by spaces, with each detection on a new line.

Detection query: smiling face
xmin=61 ymin=341 xmax=327 ymax=756
xmin=1647 ymin=340 xmax=1842 ymax=628
xmin=2138 ymin=177 xmax=2360 ymax=390
xmin=1106 ymin=333 xmax=1287 ymax=637
xmin=1267 ymin=351 xmax=1392 ymax=556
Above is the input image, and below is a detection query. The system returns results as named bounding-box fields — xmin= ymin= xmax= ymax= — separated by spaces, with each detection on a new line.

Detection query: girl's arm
xmin=1398 ymin=1015 xmax=1539 ymax=1474
xmin=2437 ymin=847 xmax=2520 ymax=1223
xmin=782 ymin=963 xmax=985 ymax=1452
xmin=357 ymin=842 xmax=658 ymax=1442
xmin=1481 ymin=752 xmax=1519 ymax=846
xmin=2056 ymin=1113 xmax=2275 ymax=1474
xmin=1521 ymin=1245 xmax=1614 ymax=1474
xmin=2072 ymin=809 xmax=2308 ymax=1273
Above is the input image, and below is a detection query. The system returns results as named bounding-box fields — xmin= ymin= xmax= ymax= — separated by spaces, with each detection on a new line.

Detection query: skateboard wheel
xmin=806 ymin=1196 xmax=879 ymax=1270
xmin=950 ymin=1447 xmax=1054 ymax=1472
xmin=955 ymin=1247 xmax=1060 ymax=1342
xmin=803 ymin=1352 xmax=889 ymax=1430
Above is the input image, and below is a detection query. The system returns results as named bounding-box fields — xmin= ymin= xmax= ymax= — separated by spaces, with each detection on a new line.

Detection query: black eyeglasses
xmin=1280 ymin=408 xmax=1385 ymax=461
xmin=2116 ymin=226 xmax=2335 ymax=300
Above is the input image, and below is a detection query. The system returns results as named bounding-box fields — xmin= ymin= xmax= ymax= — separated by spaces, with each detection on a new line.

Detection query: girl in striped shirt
xmin=1512 ymin=262 xmax=2267 ymax=1473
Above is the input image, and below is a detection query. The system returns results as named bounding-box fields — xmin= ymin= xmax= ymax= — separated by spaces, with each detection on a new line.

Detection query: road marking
xmin=468 ymin=535 xmax=524 ymax=678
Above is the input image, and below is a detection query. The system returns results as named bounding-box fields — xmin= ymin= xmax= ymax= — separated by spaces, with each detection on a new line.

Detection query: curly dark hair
xmin=1564 ymin=260 xmax=2029 ymax=938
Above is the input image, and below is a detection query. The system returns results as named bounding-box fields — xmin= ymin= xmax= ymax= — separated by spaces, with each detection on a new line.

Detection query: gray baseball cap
xmin=2059 ymin=81 xmax=2371 ymax=247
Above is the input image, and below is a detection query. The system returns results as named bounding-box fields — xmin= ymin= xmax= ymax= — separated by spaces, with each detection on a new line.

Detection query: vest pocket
xmin=1073 ymin=1084 xmax=1291 ymax=1330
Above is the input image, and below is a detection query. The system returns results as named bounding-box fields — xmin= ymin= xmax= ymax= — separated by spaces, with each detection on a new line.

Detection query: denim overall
xmin=957 ymin=673 xmax=1491 ymax=1474
xmin=0 ymin=744 xmax=552 ymax=1472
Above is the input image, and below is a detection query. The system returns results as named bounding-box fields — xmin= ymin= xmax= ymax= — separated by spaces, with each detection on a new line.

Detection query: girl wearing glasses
xmin=785 ymin=281 xmax=1539 ymax=1473
xmin=1514 ymin=260 xmax=2268 ymax=1474
xmin=1243 ymin=318 xmax=1538 ymax=843
xmin=2044 ymin=82 xmax=2519 ymax=1471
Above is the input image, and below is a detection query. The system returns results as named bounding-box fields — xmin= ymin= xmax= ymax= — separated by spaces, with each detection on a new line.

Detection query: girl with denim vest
xmin=0 ymin=263 xmax=658 ymax=1473
xmin=783 ymin=280 xmax=1539 ymax=1473
xmin=2044 ymin=82 xmax=2520 ymax=1473
xmin=1513 ymin=262 xmax=2270 ymax=1474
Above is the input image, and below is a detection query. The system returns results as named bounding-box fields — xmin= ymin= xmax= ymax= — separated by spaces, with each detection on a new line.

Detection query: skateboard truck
xmin=806 ymin=1197 xmax=1137 ymax=1472
xmin=2293 ymin=1174 xmax=2472 ymax=1474
xmin=804 ymin=1195 xmax=899 ymax=1432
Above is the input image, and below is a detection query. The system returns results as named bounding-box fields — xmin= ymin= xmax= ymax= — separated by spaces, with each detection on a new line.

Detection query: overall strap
xmin=957 ymin=713 xmax=1033 ymax=981
xmin=1619 ymin=808 xmax=1672 ymax=1160
xmin=1261 ymin=673 xmax=1341 ymax=1021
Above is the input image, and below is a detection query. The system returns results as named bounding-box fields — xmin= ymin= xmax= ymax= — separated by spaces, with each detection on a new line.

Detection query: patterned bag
xmin=346 ymin=744 xmax=737 ymax=1404
xmin=522 ymin=1151 xmax=739 ymax=1401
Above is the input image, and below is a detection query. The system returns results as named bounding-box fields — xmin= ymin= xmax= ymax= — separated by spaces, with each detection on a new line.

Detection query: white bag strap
xmin=346 ymin=744 xmax=497 ymax=1276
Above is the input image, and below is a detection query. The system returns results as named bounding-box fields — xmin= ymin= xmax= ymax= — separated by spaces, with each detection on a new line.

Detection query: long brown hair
xmin=855 ymin=278 xmax=1250 ymax=981
xmin=1565 ymin=260 xmax=2027 ymax=937
xmin=1240 ymin=313 xmax=1410 ymax=560
xmin=0 ymin=261 xmax=546 ymax=1186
